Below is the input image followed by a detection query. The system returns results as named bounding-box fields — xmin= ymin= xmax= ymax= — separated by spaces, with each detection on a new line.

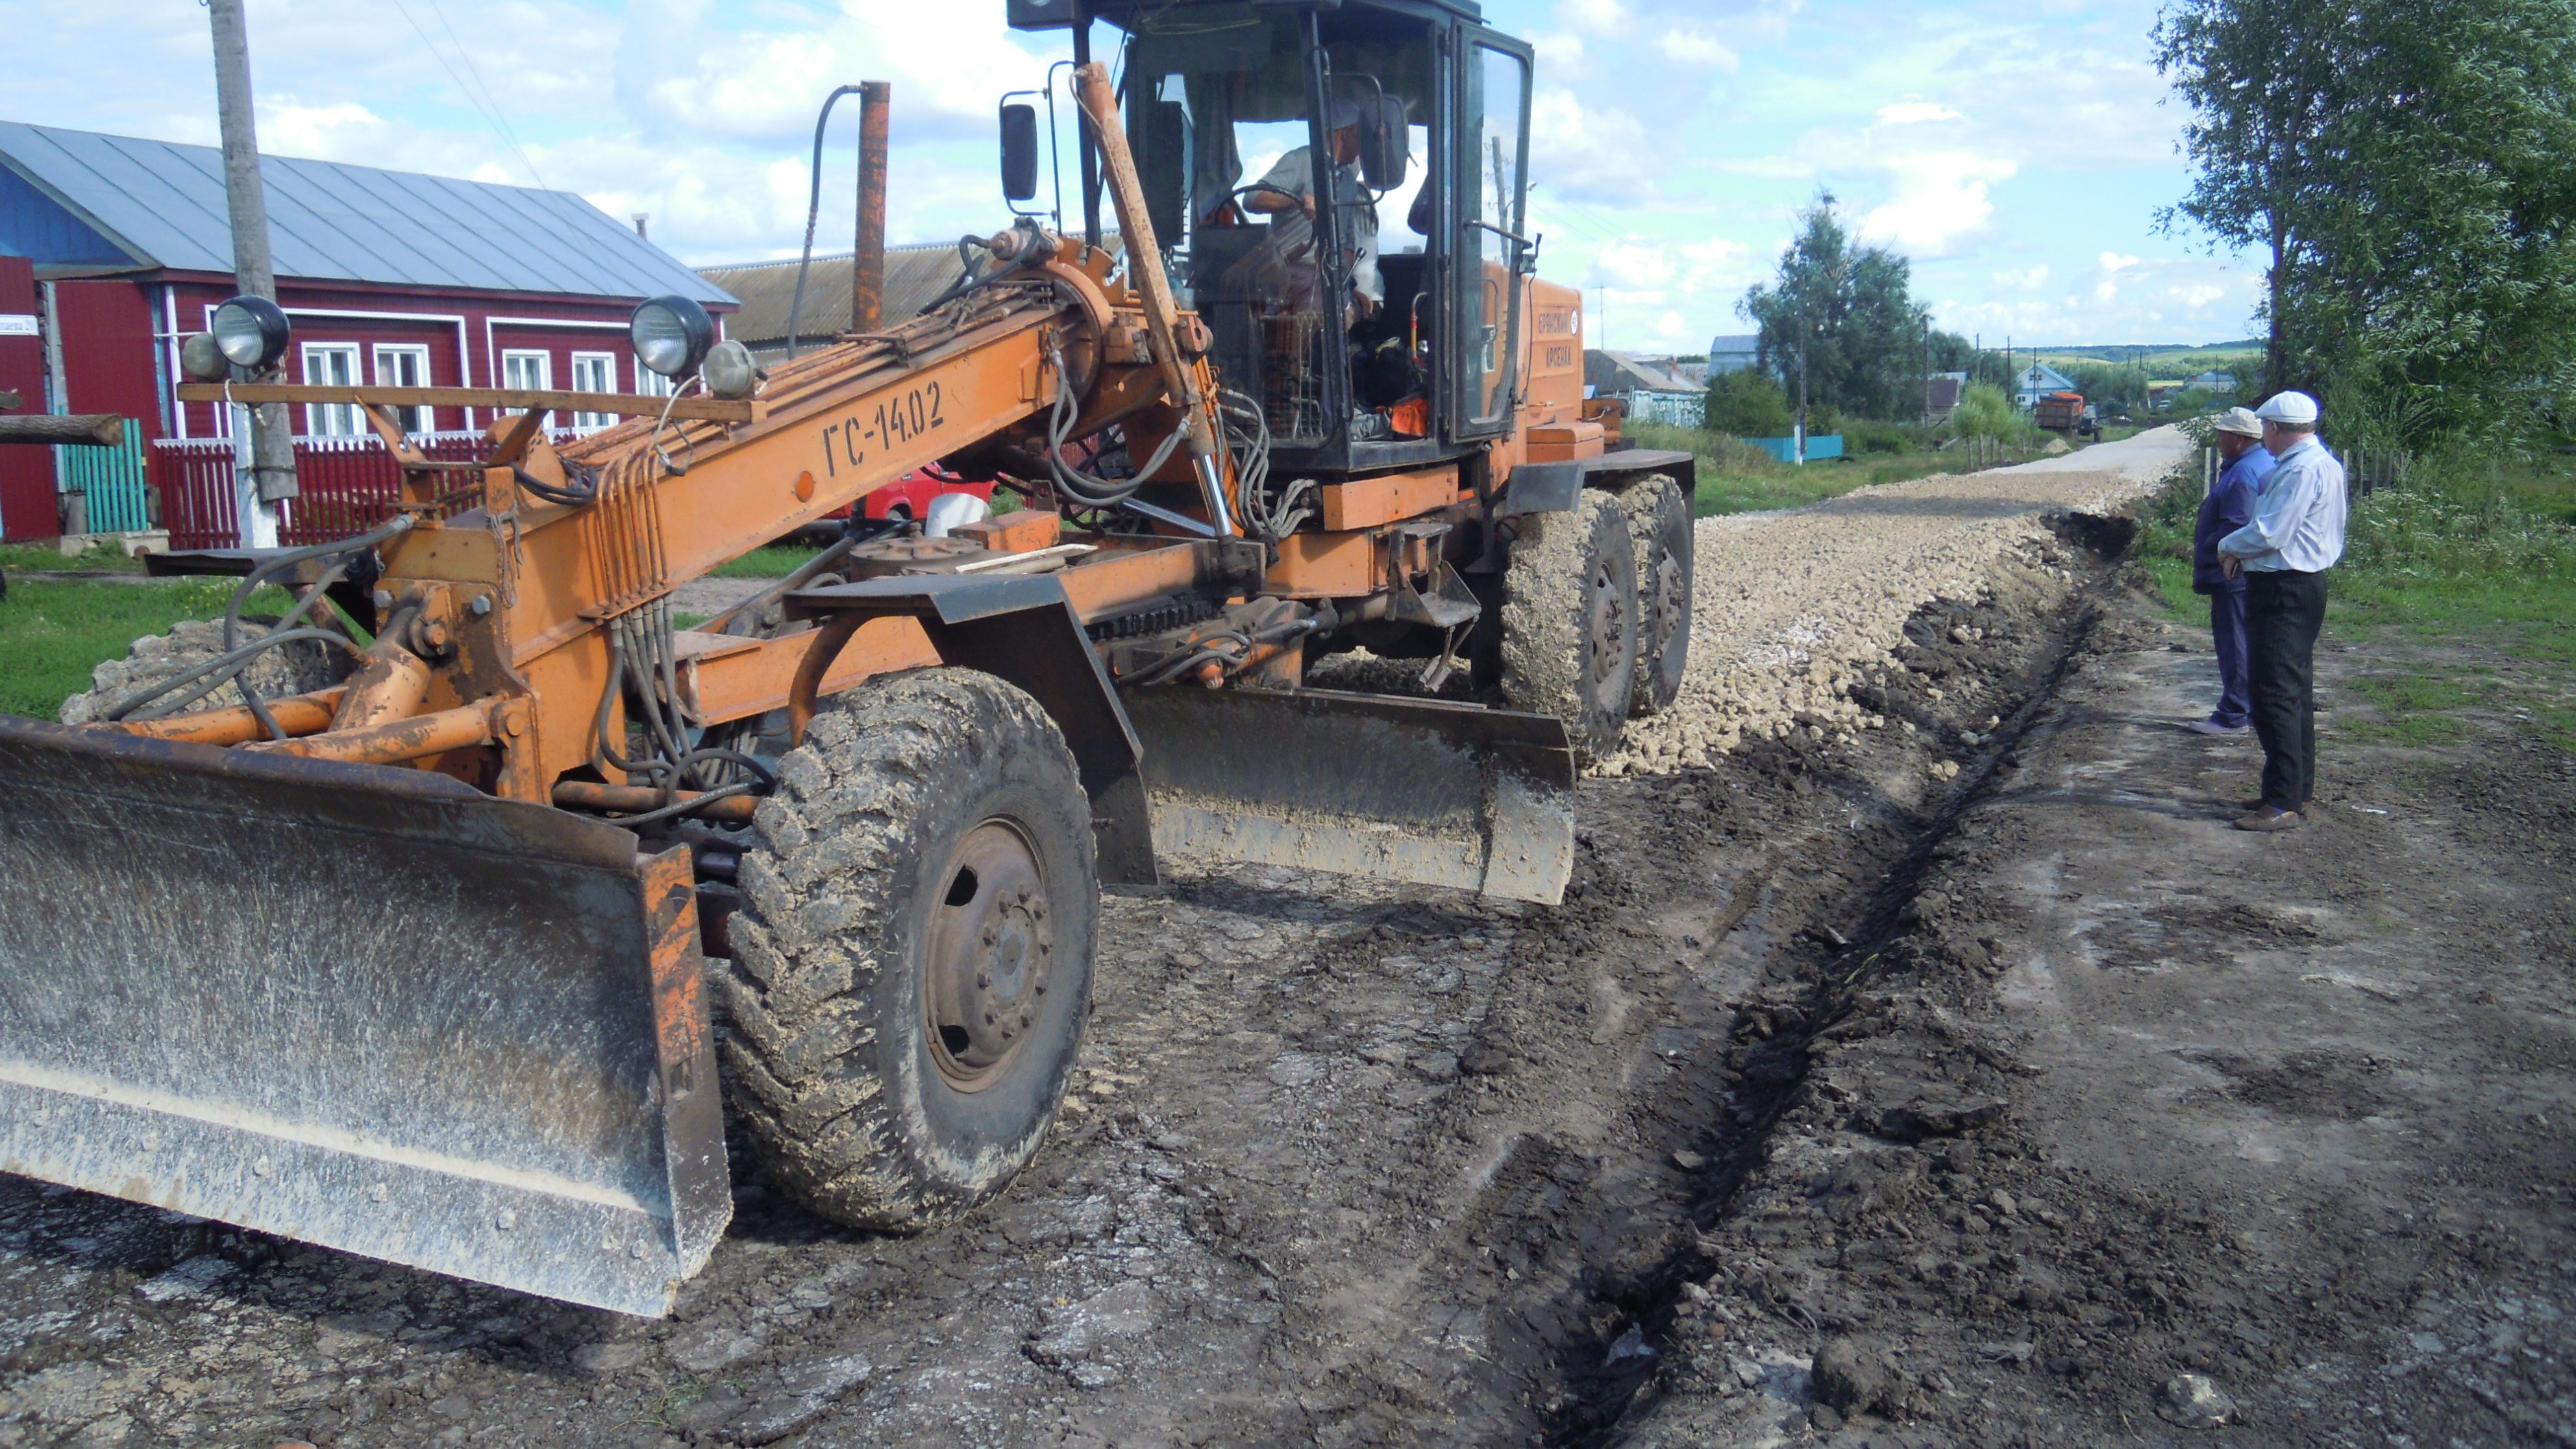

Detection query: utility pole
xmin=208 ymin=0 xmax=294 ymax=546
xmin=1795 ymin=322 xmax=1809 ymax=465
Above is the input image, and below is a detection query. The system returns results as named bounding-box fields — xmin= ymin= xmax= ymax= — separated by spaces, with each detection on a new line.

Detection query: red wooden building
xmin=0 ymin=121 xmax=736 ymax=543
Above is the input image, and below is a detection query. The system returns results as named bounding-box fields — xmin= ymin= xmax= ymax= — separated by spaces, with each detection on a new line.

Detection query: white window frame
xmin=300 ymin=342 xmax=362 ymax=436
xmin=569 ymin=351 xmax=619 ymax=432
xmin=632 ymin=360 xmax=676 ymax=399
xmin=372 ymin=343 xmax=434 ymax=434
xmin=500 ymin=348 xmax=554 ymax=428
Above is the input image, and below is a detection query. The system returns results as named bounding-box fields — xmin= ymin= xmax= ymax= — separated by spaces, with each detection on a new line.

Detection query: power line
xmin=380 ymin=0 xmax=549 ymax=190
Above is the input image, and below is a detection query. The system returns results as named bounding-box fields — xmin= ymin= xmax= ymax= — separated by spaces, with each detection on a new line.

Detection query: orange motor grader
xmin=0 ymin=3 xmax=1692 ymax=1317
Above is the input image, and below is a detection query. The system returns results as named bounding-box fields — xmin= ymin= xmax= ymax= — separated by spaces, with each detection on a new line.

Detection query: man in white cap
xmin=2189 ymin=406 xmax=2275 ymax=735
xmin=2217 ymin=390 xmax=2346 ymax=830
xmin=1245 ymin=100 xmax=1382 ymax=316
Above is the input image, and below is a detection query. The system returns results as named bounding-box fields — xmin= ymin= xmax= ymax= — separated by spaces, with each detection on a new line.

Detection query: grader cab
xmin=0 ymin=0 xmax=1692 ymax=1316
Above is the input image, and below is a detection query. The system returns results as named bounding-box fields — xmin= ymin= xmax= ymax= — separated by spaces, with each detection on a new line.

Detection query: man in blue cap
xmin=2188 ymin=407 xmax=2275 ymax=735
xmin=2218 ymin=390 xmax=2347 ymax=830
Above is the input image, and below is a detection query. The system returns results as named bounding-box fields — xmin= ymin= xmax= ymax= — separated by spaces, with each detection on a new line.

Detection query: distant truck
xmin=2033 ymin=391 xmax=2099 ymax=438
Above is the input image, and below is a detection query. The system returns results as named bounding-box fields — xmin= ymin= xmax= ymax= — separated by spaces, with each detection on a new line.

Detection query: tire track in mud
xmin=1518 ymin=541 xmax=2127 ymax=1448
xmin=0 ymin=477 xmax=2165 ymax=1449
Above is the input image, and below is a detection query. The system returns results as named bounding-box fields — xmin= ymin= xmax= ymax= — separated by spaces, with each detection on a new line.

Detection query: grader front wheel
xmin=1499 ymin=489 xmax=1639 ymax=763
xmin=721 ymin=667 xmax=1098 ymax=1232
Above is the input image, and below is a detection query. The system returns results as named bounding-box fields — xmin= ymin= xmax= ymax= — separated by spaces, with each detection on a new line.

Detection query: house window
xmin=301 ymin=343 xmax=361 ymax=436
xmin=633 ymin=360 xmax=675 ymax=399
xmin=501 ymin=349 xmax=553 ymax=427
xmin=569 ymin=351 xmax=617 ymax=432
xmin=373 ymin=344 xmax=432 ymax=434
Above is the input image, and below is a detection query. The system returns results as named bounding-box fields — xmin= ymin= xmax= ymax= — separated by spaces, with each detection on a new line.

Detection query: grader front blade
xmin=0 ymin=718 xmax=729 ymax=1317
xmin=1124 ymin=688 xmax=1578 ymax=905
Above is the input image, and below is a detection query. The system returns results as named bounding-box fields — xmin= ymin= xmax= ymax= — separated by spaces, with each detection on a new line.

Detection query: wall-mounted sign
xmin=0 ymin=315 xmax=37 ymax=337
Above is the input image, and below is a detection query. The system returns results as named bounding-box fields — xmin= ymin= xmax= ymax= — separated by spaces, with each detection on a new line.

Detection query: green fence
xmin=55 ymin=418 xmax=151 ymax=534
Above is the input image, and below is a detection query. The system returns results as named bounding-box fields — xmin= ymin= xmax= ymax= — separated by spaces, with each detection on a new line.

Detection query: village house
xmin=0 ymin=121 xmax=735 ymax=544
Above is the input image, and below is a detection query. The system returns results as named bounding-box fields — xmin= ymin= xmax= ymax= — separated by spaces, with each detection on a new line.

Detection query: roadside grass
xmin=2134 ymin=450 xmax=2576 ymax=752
xmin=708 ymin=544 xmax=815 ymax=578
xmin=1625 ymin=420 xmax=2074 ymax=517
xmin=1 ymin=577 xmax=299 ymax=721
xmin=0 ymin=539 xmax=144 ymax=574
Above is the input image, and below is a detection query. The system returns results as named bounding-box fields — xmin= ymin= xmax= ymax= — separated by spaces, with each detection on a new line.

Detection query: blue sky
xmin=0 ymin=0 xmax=2263 ymax=350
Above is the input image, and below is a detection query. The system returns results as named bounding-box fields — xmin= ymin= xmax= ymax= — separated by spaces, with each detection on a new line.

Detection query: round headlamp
xmin=210 ymin=295 xmax=292 ymax=371
xmin=630 ymin=295 xmax=716 ymax=380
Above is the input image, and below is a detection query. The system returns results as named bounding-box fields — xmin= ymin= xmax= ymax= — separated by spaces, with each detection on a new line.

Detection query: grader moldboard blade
xmin=1122 ymin=687 xmax=1578 ymax=905
xmin=0 ymin=717 xmax=728 ymax=1317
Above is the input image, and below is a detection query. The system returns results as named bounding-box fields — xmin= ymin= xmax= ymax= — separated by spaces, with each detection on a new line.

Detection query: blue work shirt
xmin=2193 ymin=444 xmax=2275 ymax=593
xmin=2220 ymin=434 xmax=2347 ymax=573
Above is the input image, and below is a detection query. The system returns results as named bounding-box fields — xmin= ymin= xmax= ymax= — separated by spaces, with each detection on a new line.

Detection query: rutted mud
xmin=0 ymin=436 xmax=2201 ymax=1448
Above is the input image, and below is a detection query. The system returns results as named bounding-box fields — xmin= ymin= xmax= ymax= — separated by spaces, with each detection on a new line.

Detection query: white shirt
xmin=1255 ymin=146 xmax=1381 ymax=303
xmin=2219 ymin=434 xmax=2347 ymax=573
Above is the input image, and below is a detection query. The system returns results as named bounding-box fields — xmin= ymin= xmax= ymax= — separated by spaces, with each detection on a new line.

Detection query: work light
xmin=179 ymin=332 xmax=230 ymax=383
xmin=209 ymin=295 xmax=291 ymax=371
xmin=631 ymin=296 xmax=716 ymax=380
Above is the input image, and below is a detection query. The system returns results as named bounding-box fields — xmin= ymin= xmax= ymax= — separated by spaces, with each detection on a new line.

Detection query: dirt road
xmin=0 ymin=432 xmax=2333 ymax=1449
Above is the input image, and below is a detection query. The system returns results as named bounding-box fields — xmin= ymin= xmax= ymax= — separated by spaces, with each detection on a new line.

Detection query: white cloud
xmin=1856 ymin=151 xmax=2016 ymax=254
xmin=1876 ymin=100 xmax=1961 ymax=126
xmin=1557 ymin=0 xmax=1629 ymax=32
xmin=1532 ymin=32 xmax=1587 ymax=68
xmin=2172 ymin=283 xmax=2227 ymax=307
xmin=1659 ymin=30 xmax=1741 ymax=70
xmin=1592 ymin=238 xmax=1676 ymax=290
xmin=1528 ymin=88 xmax=1655 ymax=205
xmin=1992 ymin=266 xmax=2051 ymax=290
xmin=2099 ymin=252 xmax=2142 ymax=271
xmin=258 ymin=102 xmax=387 ymax=158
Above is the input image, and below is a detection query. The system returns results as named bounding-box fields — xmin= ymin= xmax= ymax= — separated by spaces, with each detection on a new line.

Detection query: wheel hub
xmin=1585 ymin=556 xmax=1628 ymax=691
xmin=923 ymin=821 xmax=1054 ymax=1091
xmin=1652 ymin=554 xmax=1686 ymax=641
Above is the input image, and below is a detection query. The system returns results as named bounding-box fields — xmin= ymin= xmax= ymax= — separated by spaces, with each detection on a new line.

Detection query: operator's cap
xmin=2212 ymin=406 xmax=2264 ymax=438
xmin=1326 ymin=99 xmax=1361 ymax=130
xmin=2255 ymin=390 xmax=2320 ymax=426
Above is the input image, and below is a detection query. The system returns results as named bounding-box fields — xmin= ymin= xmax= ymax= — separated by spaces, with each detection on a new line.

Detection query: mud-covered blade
xmin=0 ymin=717 xmax=728 ymax=1317
xmin=1124 ymin=687 xmax=1576 ymax=904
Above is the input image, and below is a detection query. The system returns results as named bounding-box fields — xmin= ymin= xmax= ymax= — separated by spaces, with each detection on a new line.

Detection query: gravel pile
xmin=1602 ymin=427 xmax=2190 ymax=775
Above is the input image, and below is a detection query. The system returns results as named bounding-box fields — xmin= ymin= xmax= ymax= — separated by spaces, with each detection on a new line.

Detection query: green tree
xmin=1703 ymin=369 xmax=1792 ymax=438
xmin=2157 ymin=0 xmax=2576 ymax=445
xmin=1739 ymin=193 xmax=1933 ymax=425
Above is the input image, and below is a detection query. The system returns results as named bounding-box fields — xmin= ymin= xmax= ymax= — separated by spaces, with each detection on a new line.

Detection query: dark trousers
xmin=2245 ymin=569 xmax=2327 ymax=809
xmin=2208 ymin=589 xmax=2251 ymax=727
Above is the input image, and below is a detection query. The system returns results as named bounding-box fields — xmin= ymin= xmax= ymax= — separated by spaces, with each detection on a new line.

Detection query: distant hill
xmin=2031 ymin=342 xmax=2263 ymax=367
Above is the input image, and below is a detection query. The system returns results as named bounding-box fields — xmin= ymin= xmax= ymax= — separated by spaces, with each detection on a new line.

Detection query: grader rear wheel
xmin=1499 ymin=489 xmax=1639 ymax=763
xmin=721 ymin=667 xmax=1098 ymax=1231
xmin=1620 ymin=474 xmax=1692 ymax=715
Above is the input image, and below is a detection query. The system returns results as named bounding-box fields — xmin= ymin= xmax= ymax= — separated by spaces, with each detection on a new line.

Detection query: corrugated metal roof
xmin=702 ymin=236 xmax=1123 ymax=351
xmin=0 ymin=121 xmax=734 ymax=304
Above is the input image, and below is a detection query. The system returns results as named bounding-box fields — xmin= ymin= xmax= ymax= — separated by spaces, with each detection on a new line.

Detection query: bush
xmin=1948 ymin=382 xmax=2033 ymax=443
xmin=1703 ymin=369 xmax=1792 ymax=438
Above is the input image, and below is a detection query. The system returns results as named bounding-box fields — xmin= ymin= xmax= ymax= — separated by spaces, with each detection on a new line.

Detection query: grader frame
xmin=0 ymin=13 xmax=1692 ymax=1317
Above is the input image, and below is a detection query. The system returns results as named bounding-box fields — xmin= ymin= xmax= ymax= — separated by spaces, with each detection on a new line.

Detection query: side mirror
xmin=1000 ymin=102 xmax=1040 ymax=203
xmin=1357 ymin=94 xmax=1409 ymax=192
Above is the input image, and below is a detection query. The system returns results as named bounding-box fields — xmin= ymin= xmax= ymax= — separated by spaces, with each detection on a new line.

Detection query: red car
xmin=790 ymin=465 xmax=993 ymax=542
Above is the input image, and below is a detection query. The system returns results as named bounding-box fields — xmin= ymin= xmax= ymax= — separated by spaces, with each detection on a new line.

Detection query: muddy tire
xmin=1499 ymin=489 xmax=1638 ymax=762
xmin=56 ymin=617 xmax=351 ymax=726
xmin=1618 ymin=474 xmax=1692 ymax=715
xmin=721 ymin=667 xmax=1097 ymax=1232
